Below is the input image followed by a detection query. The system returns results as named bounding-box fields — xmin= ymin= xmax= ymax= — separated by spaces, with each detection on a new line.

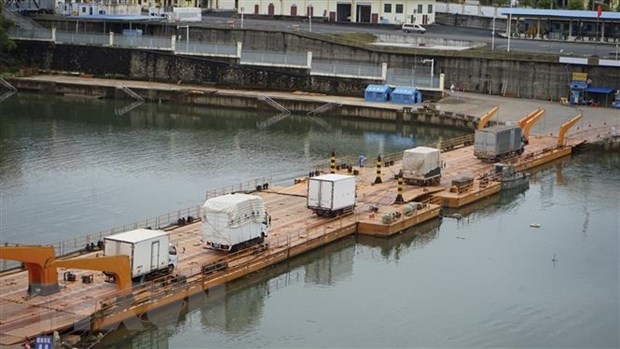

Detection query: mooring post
xmin=374 ymin=155 xmax=382 ymax=184
xmin=394 ymin=170 xmax=404 ymax=204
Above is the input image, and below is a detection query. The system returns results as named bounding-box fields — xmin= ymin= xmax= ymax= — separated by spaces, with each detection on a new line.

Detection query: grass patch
xmin=328 ymin=33 xmax=378 ymax=44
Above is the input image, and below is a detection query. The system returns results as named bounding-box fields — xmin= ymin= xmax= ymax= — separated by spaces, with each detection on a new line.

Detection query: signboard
xmin=572 ymin=72 xmax=588 ymax=81
xmin=35 ymin=336 xmax=53 ymax=349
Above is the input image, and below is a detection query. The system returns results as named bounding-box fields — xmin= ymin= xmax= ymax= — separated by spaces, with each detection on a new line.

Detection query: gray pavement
xmin=435 ymin=91 xmax=620 ymax=140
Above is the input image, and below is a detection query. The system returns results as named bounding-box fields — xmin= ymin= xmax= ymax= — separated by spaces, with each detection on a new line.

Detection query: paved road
xmin=201 ymin=16 xmax=619 ymax=58
xmin=435 ymin=90 xmax=619 ymax=140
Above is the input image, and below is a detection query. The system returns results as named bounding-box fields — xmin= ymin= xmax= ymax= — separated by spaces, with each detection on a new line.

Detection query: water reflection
xmin=96 ymin=237 xmax=357 ymax=347
xmin=356 ymin=218 xmax=442 ymax=262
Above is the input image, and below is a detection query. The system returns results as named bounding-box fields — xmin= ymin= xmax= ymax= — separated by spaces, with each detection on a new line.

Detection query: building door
xmin=371 ymin=13 xmax=378 ymax=24
xmin=254 ymin=4 xmax=259 ymax=14
xmin=291 ymin=4 xmax=297 ymax=16
xmin=336 ymin=3 xmax=351 ymax=22
xmin=423 ymin=14 xmax=428 ymax=25
xmin=329 ymin=11 xmax=336 ymax=22
xmin=268 ymin=3 xmax=274 ymax=15
xmin=356 ymin=4 xmax=370 ymax=22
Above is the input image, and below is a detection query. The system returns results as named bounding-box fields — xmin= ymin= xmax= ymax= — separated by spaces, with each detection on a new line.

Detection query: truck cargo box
xmin=307 ymin=174 xmax=356 ymax=217
xmin=402 ymin=146 xmax=441 ymax=185
xmin=104 ymin=229 xmax=171 ymax=278
xmin=201 ymin=193 xmax=269 ymax=252
xmin=474 ymin=125 xmax=523 ymax=161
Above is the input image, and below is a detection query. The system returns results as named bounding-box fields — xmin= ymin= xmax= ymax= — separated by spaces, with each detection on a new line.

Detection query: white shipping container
xmin=104 ymin=229 xmax=170 ymax=278
xmin=201 ymin=193 xmax=268 ymax=250
xmin=307 ymin=174 xmax=356 ymax=215
xmin=402 ymin=146 xmax=441 ymax=179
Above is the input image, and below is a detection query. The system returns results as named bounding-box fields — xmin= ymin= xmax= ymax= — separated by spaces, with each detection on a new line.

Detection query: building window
xmin=428 ymin=4 xmax=433 ymax=13
xmin=395 ymin=4 xmax=403 ymax=13
xmin=384 ymin=4 xmax=392 ymax=13
xmin=417 ymin=4 xmax=423 ymax=14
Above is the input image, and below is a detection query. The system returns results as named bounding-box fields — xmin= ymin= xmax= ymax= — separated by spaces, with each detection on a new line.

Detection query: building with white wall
xmin=216 ymin=0 xmax=436 ymax=25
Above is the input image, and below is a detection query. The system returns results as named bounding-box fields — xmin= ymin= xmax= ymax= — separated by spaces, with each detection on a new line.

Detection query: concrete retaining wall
xmin=12 ymin=26 xmax=620 ymax=103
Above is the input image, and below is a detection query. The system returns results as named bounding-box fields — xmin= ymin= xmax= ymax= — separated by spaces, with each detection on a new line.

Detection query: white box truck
xmin=104 ymin=229 xmax=177 ymax=282
xmin=201 ymin=193 xmax=270 ymax=252
xmin=307 ymin=174 xmax=356 ymax=217
xmin=402 ymin=146 xmax=442 ymax=186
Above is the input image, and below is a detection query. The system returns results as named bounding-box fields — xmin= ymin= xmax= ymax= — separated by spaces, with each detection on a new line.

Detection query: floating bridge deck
xmin=0 ymin=133 xmax=584 ymax=346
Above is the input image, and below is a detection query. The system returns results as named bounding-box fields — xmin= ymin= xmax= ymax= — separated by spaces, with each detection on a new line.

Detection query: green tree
xmin=536 ymin=0 xmax=553 ymax=7
xmin=0 ymin=5 xmax=17 ymax=52
xmin=567 ymin=0 xmax=584 ymax=9
xmin=520 ymin=0 xmax=533 ymax=7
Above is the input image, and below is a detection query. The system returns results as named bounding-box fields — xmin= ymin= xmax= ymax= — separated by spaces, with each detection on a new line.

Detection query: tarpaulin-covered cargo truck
xmin=201 ymin=193 xmax=270 ymax=252
xmin=104 ymin=229 xmax=177 ymax=282
xmin=402 ymin=146 xmax=442 ymax=186
xmin=474 ymin=125 xmax=524 ymax=161
xmin=307 ymin=174 xmax=356 ymax=217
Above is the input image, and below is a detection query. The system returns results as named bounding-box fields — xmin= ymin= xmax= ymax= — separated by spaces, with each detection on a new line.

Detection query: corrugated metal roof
xmin=498 ymin=8 xmax=620 ymax=20
xmin=66 ymin=15 xmax=159 ymax=21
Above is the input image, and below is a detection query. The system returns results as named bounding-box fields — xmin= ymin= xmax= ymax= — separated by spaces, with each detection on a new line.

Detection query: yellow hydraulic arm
xmin=518 ymin=108 xmax=543 ymax=128
xmin=0 ymin=245 xmax=60 ymax=295
xmin=557 ymin=113 xmax=583 ymax=147
xmin=477 ymin=106 xmax=499 ymax=130
xmin=521 ymin=109 xmax=545 ymax=142
xmin=54 ymin=255 xmax=132 ymax=296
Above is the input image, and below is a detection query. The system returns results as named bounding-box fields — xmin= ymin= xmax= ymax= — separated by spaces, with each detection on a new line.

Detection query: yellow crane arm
xmin=522 ymin=109 xmax=545 ymax=141
xmin=55 ymin=255 xmax=132 ymax=295
xmin=477 ymin=106 xmax=499 ymax=130
xmin=557 ymin=113 xmax=583 ymax=147
xmin=0 ymin=245 xmax=60 ymax=295
xmin=518 ymin=108 xmax=543 ymax=128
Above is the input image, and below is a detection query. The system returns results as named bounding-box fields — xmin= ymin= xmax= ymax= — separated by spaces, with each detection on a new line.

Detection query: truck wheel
xmin=168 ymin=264 xmax=175 ymax=273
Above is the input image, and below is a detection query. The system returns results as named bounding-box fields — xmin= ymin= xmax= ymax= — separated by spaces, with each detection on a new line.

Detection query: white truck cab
xmin=168 ymin=243 xmax=178 ymax=271
xmin=402 ymin=23 xmax=426 ymax=34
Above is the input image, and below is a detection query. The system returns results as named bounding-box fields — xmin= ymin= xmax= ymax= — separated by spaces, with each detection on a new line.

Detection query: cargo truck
xmin=201 ymin=193 xmax=270 ymax=252
xmin=402 ymin=146 xmax=442 ymax=186
xmin=474 ymin=124 xmax=524 ymax=161
xmin=307 ymin=174 xmax=356 ymax=217
xmin=104 ymin=229 xmax=178 ymax=283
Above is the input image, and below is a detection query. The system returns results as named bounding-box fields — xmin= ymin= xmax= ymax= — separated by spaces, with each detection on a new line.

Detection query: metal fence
xmin=386 ymin=67 xmax=440 ymax=89
xmin=8 ymin=27 xmax=52 ymax=40
xmin=241 ymin=51 xmax=308 ymax=67
xmin=56 ymin=32 xmax=109 ymax=46
xmin=176 ymin=41 xmax=238 ymax=56
xmin=312 ymin=60 xmax=383 ymax=78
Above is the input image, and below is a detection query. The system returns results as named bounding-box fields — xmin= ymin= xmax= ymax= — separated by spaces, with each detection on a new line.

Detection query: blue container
xmin=391 ymin=87 xmax=422 ymax=105
xmin=364 ymin=85 xmax=391 ymax=102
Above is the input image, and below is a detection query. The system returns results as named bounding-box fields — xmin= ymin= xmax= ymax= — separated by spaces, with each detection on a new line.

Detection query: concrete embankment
xmin=10 ymin=25 xmax=620 ymax=102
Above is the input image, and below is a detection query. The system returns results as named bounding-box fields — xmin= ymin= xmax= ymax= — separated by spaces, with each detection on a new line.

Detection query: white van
xmin=402 ymin=23 xmax=427 ymax=34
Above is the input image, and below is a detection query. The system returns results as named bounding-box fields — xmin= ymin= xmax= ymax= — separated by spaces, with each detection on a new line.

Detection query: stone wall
xmin=12 ymin=28 xmax=620 ymax=101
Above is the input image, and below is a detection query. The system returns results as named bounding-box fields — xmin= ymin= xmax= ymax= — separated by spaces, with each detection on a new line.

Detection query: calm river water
xmin=1 ymin=94 xmax=618 ymax=348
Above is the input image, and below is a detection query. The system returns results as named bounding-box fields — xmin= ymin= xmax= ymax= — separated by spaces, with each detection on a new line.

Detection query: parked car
xmin=402 ymin=23 xmax=426 ymax=34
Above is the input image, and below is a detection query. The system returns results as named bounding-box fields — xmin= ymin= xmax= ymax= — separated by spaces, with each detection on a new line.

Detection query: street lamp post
xmin=507 ymin=1 xmax=512 ymax=52
xmin=177 ymin=25 xmax=189 ymax=52
xmin=422 ymin=59 xmax=434 ymax=87
xmin=241 ymin=7 xmax=244 ymax=29
xmin=492 ymin=13 xmax=496 ymax=50
xmin=308 ymin=4 xmax=313 ymax=32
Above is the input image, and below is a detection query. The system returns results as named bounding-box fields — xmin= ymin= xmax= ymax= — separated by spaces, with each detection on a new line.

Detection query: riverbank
xmin=7 ymin=74 xmax=619 ymax=143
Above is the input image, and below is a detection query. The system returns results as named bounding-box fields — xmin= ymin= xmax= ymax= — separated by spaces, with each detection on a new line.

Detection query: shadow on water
xmin=94 ymin=236 xmax=357 ymax=348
